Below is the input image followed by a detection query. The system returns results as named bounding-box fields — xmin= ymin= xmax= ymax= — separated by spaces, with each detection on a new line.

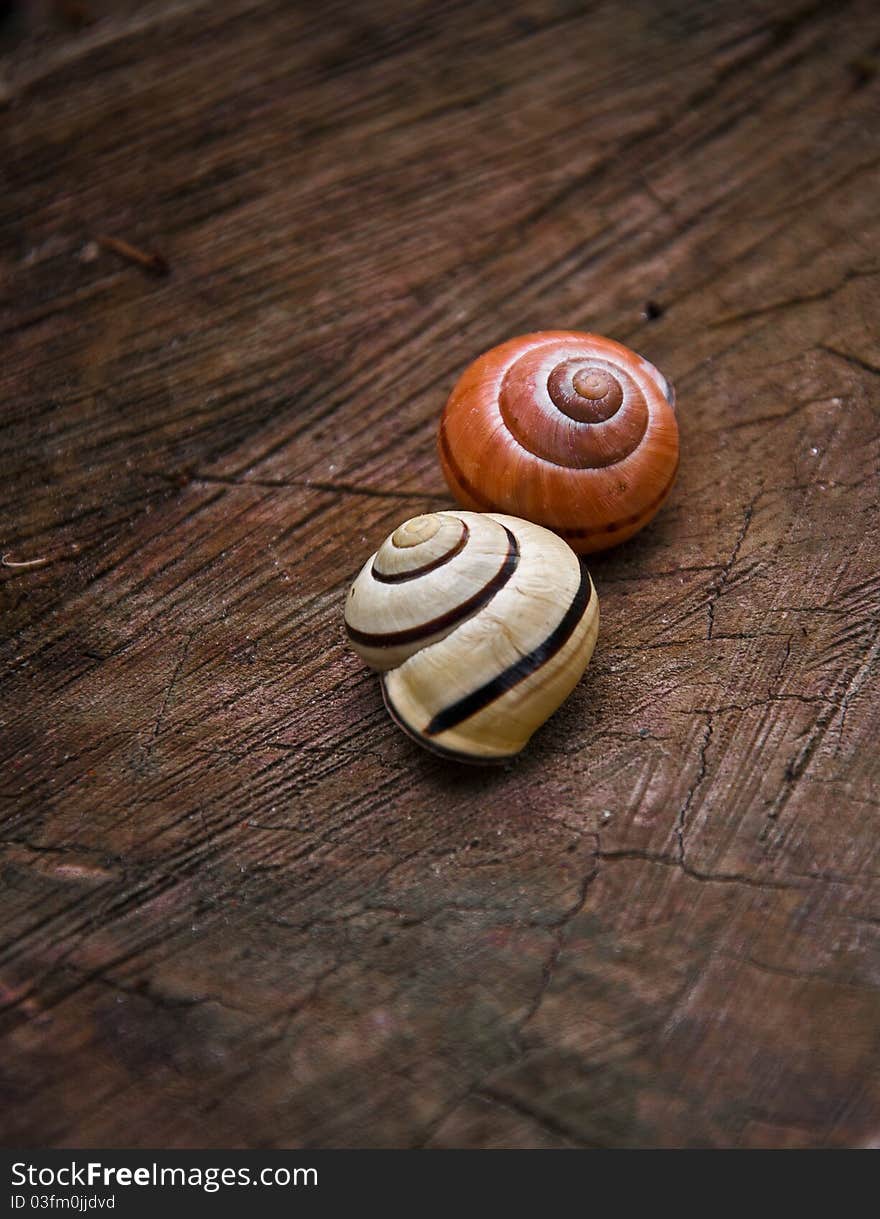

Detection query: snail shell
xmin=438 ymin=331 xmax=679 ymax=553
xmin=344 ymin=511 xmax=599 ymax=762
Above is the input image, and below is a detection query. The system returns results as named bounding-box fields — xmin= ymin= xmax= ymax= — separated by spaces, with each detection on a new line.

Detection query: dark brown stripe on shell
xmin=345 ymin=526 xmax=519 ymax=650
xmin=371 ymin=521 xmax=469 ymax=583
xmin=439 ymin=420 xmax=678 ymax=541
xmin=380 ymin=681 xmax=511 ymax=765
xmin=424 ymin=564 xmax=593 ymax=738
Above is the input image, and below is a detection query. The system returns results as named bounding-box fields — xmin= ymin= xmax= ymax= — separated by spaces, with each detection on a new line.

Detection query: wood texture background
xmin=2 ymin=0 xmax=879 ymax=1149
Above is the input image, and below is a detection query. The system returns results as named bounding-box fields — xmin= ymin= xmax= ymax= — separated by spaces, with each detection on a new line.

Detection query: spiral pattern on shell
xmin=438 ymin=331 xmax=679 ymax=553
xmin=344 ymin=511 xmax=599 ymax=762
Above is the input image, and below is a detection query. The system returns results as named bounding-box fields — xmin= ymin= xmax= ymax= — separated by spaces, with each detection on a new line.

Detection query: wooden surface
xmin=2 ymin=0 xmax=879 ymax=1149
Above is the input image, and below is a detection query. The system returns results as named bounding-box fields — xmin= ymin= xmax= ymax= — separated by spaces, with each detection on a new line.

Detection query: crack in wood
xmin=706 ymin=493 xmax=760 ymax=640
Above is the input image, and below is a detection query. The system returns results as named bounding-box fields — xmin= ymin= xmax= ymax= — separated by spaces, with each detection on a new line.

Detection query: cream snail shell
xmin=344 ymin=511 xmax=599 ymax=762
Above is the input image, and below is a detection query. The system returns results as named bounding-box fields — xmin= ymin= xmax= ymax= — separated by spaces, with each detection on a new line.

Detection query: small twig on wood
xmin=2 ymin=553 xmax=51 ymax=569
xmin=96 ymin=234 xmax=170 ymax=277
xmin=2 ymin=541 xmax=81 ymax=569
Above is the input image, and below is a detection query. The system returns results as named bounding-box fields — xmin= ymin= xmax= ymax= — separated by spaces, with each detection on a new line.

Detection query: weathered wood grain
xmin=1 ymin=0 xmax=879 ymax=1148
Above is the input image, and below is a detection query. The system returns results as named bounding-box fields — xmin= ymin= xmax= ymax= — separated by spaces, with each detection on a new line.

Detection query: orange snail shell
xmin=438 ymin=331 xmax=679 ymax=554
